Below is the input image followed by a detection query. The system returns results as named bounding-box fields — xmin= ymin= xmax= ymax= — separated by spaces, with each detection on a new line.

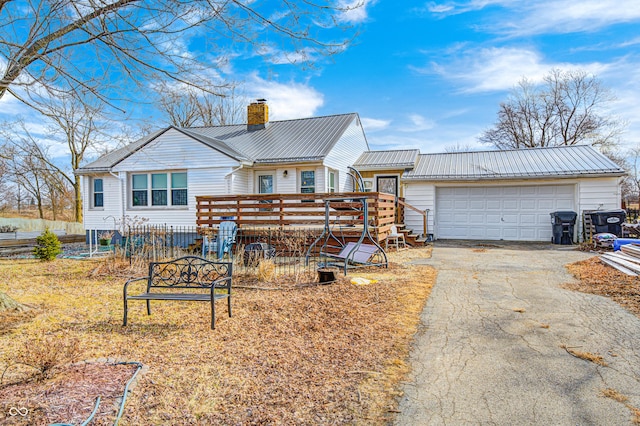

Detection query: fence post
xmin=170 ymin=225 xmax=174 ymax=258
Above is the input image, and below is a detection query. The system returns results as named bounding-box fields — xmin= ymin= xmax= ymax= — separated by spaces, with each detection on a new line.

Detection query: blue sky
xmin=2 ymin=0 xmax=640 ymax=159
xmin=233 ymin=0 xmax=640 ymax=153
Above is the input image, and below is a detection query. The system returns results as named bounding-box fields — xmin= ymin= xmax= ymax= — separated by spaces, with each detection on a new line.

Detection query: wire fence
xmin=99 ymin=225 xmax=328 ymax=278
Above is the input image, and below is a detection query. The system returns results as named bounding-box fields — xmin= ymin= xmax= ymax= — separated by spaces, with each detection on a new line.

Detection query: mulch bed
xmin=0 ymin=362 xmax=139 ymax=425
xmin=566 ymin=256 xmax=640 ymax=318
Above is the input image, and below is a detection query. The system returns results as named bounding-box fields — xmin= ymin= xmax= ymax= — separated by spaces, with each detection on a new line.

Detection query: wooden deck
xmin=196 ymin=192 xmax=397 ymax=243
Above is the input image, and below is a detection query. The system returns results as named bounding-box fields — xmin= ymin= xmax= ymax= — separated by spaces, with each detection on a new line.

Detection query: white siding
xmin=403 ymin=182 xmax=435 ymax=237
xmin=82 ymin=174 xmax=123 ymax=231
xmin=277 ymin=167 xmax=298 ymax=194
xmin=576 ymin=177 xmax=622 ymax=239
xmin=113 ymin=128 xmax=239 ymax=172
xmin=577 ymin=177 xmax=621 ymax=212
xmin=120 ymin=167 xmax=233 ymax=227
xmin=324 ymin=118 xmax=369 ymax=191
xmin=231 ymin=167 xmax=250 ymax=194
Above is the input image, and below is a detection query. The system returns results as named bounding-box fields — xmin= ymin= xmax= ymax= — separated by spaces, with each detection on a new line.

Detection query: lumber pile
xmin=599 ymin=244 xmax=640 ymax=276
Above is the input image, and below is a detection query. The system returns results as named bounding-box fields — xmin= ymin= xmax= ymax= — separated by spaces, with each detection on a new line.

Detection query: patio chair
xmin=202 ymin=221 xmax=238 ymax=259
xmin=385 ymin=225 xmax=407 ymax=251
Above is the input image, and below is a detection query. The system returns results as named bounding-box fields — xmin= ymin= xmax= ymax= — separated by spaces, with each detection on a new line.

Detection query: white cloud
xmin=401 ymin=114 xmax=436 ymax=132
xmin=424 ymin=0 xmax=514 ymax=17
xmin=509 ymin=0 xmax=640 ymax=36
xmin=338 ymin=0 xmax=377 ymax=23
xmin=427 ymin=47 xmax=609 ymax=93
xmin=360 ymin=117 xmax=391 ymax=132
xmin=247 ymin=75 xmax=324 ymax=120
xmin=428 ymin=0 xmax=640 ymax=35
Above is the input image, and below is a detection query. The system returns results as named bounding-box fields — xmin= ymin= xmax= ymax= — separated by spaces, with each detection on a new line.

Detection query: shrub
xmin=33 ymin=228 xmax=62 ymax=261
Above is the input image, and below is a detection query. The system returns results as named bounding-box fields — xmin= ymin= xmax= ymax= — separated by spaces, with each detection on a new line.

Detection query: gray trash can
xmin=550 ymin=211 xmax=577 ymax=245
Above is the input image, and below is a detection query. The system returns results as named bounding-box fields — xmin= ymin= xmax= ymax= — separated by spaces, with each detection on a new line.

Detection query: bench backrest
xmin=148 ymin=256 xmax=232 ymax=289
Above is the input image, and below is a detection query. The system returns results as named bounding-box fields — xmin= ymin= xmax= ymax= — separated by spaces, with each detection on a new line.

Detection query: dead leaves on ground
xmin=566 ymin=257 xmax=640 ymax=318
xmin=0 ymin=248 xmax=436 ymax=425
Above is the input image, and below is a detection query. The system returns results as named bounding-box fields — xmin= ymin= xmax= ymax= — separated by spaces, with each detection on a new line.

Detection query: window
xmin=131 ymin=172 xmax=187 ymax=208
xmin=93 ymin=178 xmax=104 ymax=208
xmin=172 ymin=173 xmax=187 ymax=206
xmin=300 ymin=170 xmax=315 ymax=194
xmin=132 ymin=174 xmax=148 ymax=206
xmin=152 ymin=173 xmax=167 ymax=206
xmin=328 ymin=171 xmax=336 ymax=193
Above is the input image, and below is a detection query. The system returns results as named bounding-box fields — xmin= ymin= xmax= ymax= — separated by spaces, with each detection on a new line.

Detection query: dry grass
xmin=0 ymin=247 xmax=435 ymax=425
xmin=560 ymin=345 xmax=607 ymax=366
xmin=601 ymin=388 xmax=640 ymax=425
xmin=566 ymin=257 xmax=640 ymax=318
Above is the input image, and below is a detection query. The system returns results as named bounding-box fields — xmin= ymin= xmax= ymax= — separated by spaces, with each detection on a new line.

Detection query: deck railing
xmin=196 ymin=192 xmax=396 ymax=241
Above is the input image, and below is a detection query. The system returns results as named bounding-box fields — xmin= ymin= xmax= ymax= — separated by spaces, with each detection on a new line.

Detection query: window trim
xmin=300 ymin=170 xmax=316 ymax=195
xmin=328 ymin=170 xmax=336 ymax=193
xmin=129 ymin=171 xmax=188 ymax=209
xmin=91 ymin=177 xmax=104 ymax=209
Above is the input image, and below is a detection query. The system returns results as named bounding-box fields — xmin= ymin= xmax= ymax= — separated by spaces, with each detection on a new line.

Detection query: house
xmin=75 ymin=101 xmax=369 ymax=234
xmin=354 ymin=145 xmax=624 ymax=242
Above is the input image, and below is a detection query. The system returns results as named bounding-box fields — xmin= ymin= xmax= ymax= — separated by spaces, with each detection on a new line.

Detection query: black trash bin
xmin=588 ymin=210 xmax=626 ymax=237
xmin=243 ymin=242 xmax=276 ymax=266
xmin=550 ymin=211 xmax=577 ymax=245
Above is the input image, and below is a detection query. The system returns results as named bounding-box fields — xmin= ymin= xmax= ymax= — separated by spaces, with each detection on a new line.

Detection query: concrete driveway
xmin=396 ymin=241 xmax=640 ymax=425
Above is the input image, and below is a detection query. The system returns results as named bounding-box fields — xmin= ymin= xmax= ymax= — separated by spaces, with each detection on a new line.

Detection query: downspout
xmin=225 ymin=164 xmax=245 ymax=194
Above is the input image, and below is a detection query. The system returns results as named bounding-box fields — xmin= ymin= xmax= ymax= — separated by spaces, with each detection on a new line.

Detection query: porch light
xmin=283 ymin=170 xmax=288 ymax=177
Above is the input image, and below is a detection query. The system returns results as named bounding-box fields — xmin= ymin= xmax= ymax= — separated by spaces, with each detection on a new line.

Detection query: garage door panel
xmin=436 ymin=185 xmax=575 ymax=241
xmin=487 ymin=200 xmax=501 ymax=210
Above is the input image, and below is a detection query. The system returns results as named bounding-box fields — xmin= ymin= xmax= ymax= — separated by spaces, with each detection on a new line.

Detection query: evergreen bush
xmin=33 ymin=228 xmax=62 ymax=261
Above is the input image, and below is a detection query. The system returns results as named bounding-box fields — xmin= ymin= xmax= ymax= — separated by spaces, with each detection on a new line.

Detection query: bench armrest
xmin=209 ymin=276 xmax=232 ymax=296
xmin=123 ymin=277 xmax=150 ymax=297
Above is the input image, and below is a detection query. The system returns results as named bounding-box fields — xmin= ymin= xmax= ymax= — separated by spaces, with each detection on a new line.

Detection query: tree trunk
xmin=0 ymin=291 xmax=30 ymax=312
xmin=74 ymin=175 xmax=82 ymax=223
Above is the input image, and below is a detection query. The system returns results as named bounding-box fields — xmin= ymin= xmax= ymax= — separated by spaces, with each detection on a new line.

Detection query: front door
xmin=258 ymin=174 xmax=274 ymax=195
xmin=376 ymin=175 xmax=398 ymax=196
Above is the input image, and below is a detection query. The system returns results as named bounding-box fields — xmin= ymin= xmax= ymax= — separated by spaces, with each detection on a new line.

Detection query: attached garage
xmin=436 ymin=185 xmax=575 ymax=241
xmin=401 ymin=146 xmax=626 ymax=242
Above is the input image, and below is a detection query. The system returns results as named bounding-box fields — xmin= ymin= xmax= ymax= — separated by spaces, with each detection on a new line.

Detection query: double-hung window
xmin=93 ymin=178 xmax=104 ymax=208
xmin=131 ymin=172 xmax=187 ymax=207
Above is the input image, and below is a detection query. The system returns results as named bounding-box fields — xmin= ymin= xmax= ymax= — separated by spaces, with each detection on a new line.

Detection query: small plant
xmin=98 ymin=230 xmax=115 ymax=245
xmin=2 ymin=334 xmax=81 ymax=382
xmin=33 ymin=228 xmax=62 ymax=261
xmin=0 ymin=225 xmax=18 ymax=233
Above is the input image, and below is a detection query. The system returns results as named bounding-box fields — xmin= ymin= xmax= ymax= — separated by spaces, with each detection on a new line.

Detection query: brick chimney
xmin=247 ymin=99 xmax=268 ymax=131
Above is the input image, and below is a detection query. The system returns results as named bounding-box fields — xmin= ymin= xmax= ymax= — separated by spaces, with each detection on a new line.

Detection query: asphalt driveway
xmin=396 ymin=241 xmax=640 ymax=425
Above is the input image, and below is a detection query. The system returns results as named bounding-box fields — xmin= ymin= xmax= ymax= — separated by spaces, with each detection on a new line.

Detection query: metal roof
xmin=353 ymin=149 xmax=420 ymax=170
xmin=187 ymin=113 xmax=358 ymax=163
xmin=403 ymin=145 xmax=626 ymax=181
xmin=76 ymin=113 xmax=360 ymax=174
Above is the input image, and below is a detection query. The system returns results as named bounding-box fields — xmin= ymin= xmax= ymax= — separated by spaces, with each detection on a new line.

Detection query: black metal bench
xmin=123 ymin=256 xmax=232 ymax=329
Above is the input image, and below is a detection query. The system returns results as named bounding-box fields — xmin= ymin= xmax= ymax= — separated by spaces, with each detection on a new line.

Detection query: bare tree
xmin=0 ymin=100 xmax=102 ymax=222
xmin=480 ymin=69 xmax=624 ymax=149
xmin=158 ymin=83 xmax=247 ymax=127
xmin=0 ymin=0 xmax=361 ymax=109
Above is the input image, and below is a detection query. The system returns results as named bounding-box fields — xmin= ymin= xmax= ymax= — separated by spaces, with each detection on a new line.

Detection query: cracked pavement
xmin=395 ymin=242 xmax=640 ymax=425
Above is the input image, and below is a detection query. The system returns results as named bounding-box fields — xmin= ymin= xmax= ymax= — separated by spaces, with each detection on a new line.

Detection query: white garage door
xmin=436 ymin=185 xmax=575 ymax=241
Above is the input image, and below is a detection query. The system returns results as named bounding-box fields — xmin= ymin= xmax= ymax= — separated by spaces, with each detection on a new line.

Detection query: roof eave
xmin=402 ymin=171 xmax=626 ymax=181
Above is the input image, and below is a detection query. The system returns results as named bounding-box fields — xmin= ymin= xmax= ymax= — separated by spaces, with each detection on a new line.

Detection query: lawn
xmin=0 ymin=247 xmax=435 ymax=425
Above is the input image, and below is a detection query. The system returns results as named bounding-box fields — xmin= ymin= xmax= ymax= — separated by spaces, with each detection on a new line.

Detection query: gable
xmin=113 ymin=128 xmax=240 ymax=172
